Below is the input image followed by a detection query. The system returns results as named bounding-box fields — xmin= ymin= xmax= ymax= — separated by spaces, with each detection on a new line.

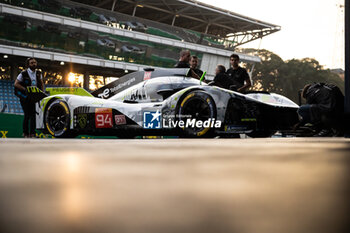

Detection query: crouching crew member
xmin=297 ymin=83 xmax=344 ymax=136
xmin=14 ymin=57 xmax=44 ymax=138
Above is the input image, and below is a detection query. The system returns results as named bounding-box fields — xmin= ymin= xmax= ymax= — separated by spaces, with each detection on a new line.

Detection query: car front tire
xmin=45 ymin=99 xmax=75 ymax=138
xmin=176 ymin=90 xmax=217 ymax=138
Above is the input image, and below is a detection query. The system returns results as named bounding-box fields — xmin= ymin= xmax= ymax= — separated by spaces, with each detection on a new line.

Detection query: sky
xmin=198 ymin=0 xmax=345 ymax=69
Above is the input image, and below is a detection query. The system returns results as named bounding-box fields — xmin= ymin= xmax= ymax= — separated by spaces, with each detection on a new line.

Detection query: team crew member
xmin=14 ymin=58 xmax=44 ymax=138
xmin=174 ymin=50 xmax=191 ymax=68
xmin=175 ymin=50 xmax=201 ymax=80
xmin=226 ymin=54 xmax=251 ymax=93
xmin=189 ymin=55 xmax=203 ymax=77
xmin=213 ymin=65 xmax=233 ymax=89
xmin=297 ymin=83 xmax=344 ymax=136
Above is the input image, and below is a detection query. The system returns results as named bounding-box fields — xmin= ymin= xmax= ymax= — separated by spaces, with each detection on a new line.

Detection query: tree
xmin=238 ymin=48 xmax=344 ymax=103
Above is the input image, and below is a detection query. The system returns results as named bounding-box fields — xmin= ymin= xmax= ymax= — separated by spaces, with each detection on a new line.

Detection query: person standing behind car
xmin=226 ymin=54 xmax=251 ymax=93
xmin=189 ymin=55 xmax=203 ymax=77
xmin=174 ymin=50 xmax=191 ymax=68
xmin=175 ymin=50 xmax=201 ymax=80
xmin=14 ymin=58 xmax=44 ymax=138
xmin=213 ymin=65 xmax=233 ymax=90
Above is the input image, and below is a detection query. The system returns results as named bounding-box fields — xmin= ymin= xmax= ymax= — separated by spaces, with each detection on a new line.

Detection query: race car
xmin=35 ymin=68 xmax=299 ymax=138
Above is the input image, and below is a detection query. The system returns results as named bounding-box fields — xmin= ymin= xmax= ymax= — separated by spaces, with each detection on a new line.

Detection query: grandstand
xmin=0 ymin=80 xmax=22 ymax=114
xmin=0 ymin=0 xmax=280 ymax=114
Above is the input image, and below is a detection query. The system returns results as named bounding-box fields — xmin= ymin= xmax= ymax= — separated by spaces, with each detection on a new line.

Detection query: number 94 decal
xmin=95 ymin=108 xmax=113 ymax=128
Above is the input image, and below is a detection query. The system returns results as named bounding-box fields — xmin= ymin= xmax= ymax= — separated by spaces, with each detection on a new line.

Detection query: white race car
xmin=35 ymin=68 xmax=299 ymax=138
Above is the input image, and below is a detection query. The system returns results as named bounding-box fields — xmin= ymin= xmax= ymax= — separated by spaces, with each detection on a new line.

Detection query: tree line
xmin=239 ymin=48 xmax=344 ymax=103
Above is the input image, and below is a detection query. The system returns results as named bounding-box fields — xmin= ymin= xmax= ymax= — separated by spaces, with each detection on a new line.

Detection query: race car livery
xmin=35 ymin=68 xmax=299 ymax=138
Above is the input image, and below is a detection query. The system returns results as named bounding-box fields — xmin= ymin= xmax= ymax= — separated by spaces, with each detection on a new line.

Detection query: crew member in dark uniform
xmin=174 ymin=50 xmax=191 ymax=68
xmin=189 ymin=55 xmax=203 ymax=77
xmin=14 ymin=58 xmax=44 ymax=138
xmin=226 ymin=54 xmax=251 ymax=93
xmin=175 ymin=50 xmax=201 ymax=80
xmin=213 ymin=65 xmax=233 ymax=89
xmin=297 ymin=83 xmax=344 ymax=136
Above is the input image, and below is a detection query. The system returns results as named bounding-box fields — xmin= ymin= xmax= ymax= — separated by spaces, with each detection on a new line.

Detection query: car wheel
xmin=177 ymin=90 xmax=217 ymax=138
xmin=45 ymin=99 xmax=73 ymax=138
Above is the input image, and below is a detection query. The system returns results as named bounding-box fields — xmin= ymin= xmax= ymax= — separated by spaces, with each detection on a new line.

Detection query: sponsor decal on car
xmin=143 ymin=111 xmax=221 ymax=129
xmin=241 ymin=118 xmax=257 ymax=122
xmin=109 ymin=78 xmax=136 ymax=94
xmin=143 ymin=71 xmax=151 ymax=80
xmin=95 ymin=108 xmax=113 ymax=128
xmin=163 ymin=118 xmax=221 ymax=129
xmin=97 ymin=78 xmax=136 ymax=99
xmin=115 ymin=114 xmax=126 ymax=125
xmin=224 ymin=125 xmax=250 ymax=133
xmin=143 ymin=110 xmax=162 ymax=129
xmin=98 ymin=88 xmax=110 ymax=99
xmin=78 ymin=114 xmax=88 ymax=128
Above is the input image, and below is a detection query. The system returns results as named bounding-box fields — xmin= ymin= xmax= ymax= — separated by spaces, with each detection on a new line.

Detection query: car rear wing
xmin=91 ymin=68 xmax=190 ymax=99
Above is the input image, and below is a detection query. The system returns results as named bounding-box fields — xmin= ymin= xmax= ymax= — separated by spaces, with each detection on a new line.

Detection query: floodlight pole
xmin=111 ymin=0 xmax=117 ymax=11
xmin=345 ymin=0 xmax=350 ymax=137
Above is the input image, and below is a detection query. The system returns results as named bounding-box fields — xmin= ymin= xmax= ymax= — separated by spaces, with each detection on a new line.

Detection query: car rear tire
xmin=176 ymin=90 xmax=217 ymax=138
xmin=45 ymin=99 xmax=75 ymax=138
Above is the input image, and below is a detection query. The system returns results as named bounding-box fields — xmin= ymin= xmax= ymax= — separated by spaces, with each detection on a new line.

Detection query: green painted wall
xmin=0 ymin=113 xmax=24 ymax=138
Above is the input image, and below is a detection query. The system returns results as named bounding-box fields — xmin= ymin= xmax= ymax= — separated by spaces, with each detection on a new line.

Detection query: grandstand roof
xmin=75 ymin=0 xmax=281 ymax=38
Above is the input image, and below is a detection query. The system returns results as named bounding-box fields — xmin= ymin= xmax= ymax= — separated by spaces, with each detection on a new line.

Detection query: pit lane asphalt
xmin=0 ymin=138 xmax=350 ymax=233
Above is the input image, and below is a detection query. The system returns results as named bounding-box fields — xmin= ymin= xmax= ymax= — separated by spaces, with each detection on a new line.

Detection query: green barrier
xmin=0 ymin=113 xmax=24 ymax=138
xmin=0 ymin=113 xmax=56 ymax=138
